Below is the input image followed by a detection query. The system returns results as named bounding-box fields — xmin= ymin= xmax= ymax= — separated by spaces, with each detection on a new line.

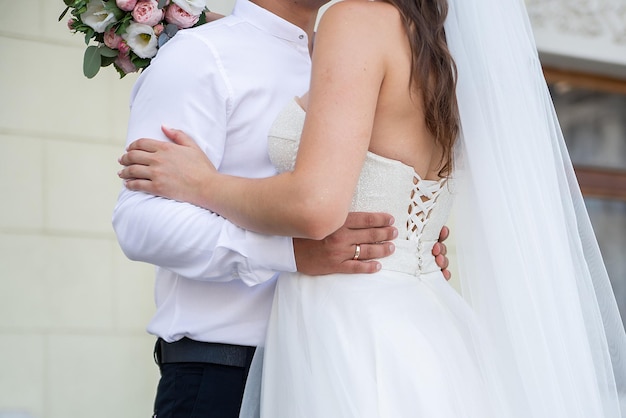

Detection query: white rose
xmin=80 ymin=0 xmax=117 ymax=33
xmin=122 ymin=23 xmax=159 ymax=59
xmin=171 ymin=0 xmax=207 ymax=16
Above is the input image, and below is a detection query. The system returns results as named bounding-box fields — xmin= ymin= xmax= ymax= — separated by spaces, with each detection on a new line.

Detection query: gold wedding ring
xmin=353 ymin=244 xmax=361 ymax=260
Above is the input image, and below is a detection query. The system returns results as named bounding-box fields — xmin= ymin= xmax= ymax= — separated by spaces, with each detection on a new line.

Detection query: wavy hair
xmin=386 ymin=0 xmax=459 ymax=176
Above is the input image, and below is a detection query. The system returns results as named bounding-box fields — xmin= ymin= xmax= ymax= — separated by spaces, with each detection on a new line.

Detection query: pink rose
xmin=118 ymin=41 xmax=130 ymax=55
xmin=153 ymin=23 xmax=164 ymax=36
xmin=67 ymin=18 xmax=75 ymax=30
xmin=164 ymin=3 xmax=199 ymax=29
xmin=116 ymin=0 xmax=138 ymax=12
xmin=104 ymin=28 xmax=124 ymax=49
xmin=115 ymin=53 xmax=138 ymax=74
xmin=132 ymin=0 xmax=165 ymax=27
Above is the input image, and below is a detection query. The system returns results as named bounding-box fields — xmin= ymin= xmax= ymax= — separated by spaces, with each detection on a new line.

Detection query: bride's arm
xmin=122 ymin=2 xmax=389 ymax=239
xmin=204 ymin=3 xmax=388 ymax=239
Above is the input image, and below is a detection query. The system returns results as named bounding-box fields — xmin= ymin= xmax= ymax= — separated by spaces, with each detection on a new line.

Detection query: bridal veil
xmin=447 ymin=0 xmax=626 ymax=416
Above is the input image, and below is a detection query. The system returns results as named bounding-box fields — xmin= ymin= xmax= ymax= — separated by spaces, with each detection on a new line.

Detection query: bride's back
xmin=366 ymin=1 xmax=443 ymax=181
xmin=321 ymin=0 xmax=455 ymax=182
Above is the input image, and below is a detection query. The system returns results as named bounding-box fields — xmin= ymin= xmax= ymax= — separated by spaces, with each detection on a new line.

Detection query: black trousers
xmin=153 ymin=340 xmax=255 ymax=418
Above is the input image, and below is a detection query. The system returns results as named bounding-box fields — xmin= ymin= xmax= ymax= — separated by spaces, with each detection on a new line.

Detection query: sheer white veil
xmin=446 ymin=0 xmax=626 ymax=416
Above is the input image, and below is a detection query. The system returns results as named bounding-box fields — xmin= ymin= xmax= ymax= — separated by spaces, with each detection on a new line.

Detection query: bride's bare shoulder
xmin=325 ymin=0 xmax=397 ymax=9
xmin=318 ymin=0 xmax=404 ymax=44
xmin=320 ymin=0 xmax=402 ymax=27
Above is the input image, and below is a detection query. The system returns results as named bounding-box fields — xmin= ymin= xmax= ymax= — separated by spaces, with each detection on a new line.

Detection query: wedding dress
xmin=243 ymin=93 xmax=626 ymax=417
xmin=254 ymin=100 xmax=511 ymax=417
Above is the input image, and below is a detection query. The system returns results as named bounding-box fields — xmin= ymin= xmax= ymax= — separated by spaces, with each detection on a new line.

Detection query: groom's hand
xmin=432 ymin=226 xmax=451 ymax=280
xmin=294 ymin=214 xmax=452 ymax=278
xmin=294 ymin=212 xmax=396 ymax=275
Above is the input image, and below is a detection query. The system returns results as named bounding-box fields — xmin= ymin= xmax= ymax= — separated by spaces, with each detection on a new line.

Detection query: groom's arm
xmin=113 ymin=33 xmax=298 ymax=285
xmin=113 ymin=32 xmax=401 ymax=283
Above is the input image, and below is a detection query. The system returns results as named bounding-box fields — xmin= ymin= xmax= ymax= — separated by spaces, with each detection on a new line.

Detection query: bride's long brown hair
xmin=386 ymin=0 xmax=459 ymax=176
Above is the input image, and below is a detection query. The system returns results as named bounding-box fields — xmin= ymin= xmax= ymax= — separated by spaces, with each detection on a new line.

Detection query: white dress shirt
xmin=112 ymin=0 xmax=312 ymax=346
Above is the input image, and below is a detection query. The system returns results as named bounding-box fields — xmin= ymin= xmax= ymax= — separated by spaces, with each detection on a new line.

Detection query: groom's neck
xmin=251 ymin=0 xmax=321 ymax=47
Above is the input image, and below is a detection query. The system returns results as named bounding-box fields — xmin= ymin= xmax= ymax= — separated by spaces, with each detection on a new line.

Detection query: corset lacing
xmin=406 ymin=173 xmax=447 ymax=275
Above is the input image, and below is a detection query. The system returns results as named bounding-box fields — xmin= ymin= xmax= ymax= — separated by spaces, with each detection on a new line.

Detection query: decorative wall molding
xmin=526 ymin=0 xmax=626 ymax=45
xmin=525 ymin=0 xmax=626 ymax=79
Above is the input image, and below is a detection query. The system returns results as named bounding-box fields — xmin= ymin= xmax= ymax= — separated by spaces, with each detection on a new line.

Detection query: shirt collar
xmin=232 ymin=0 xmax=309 ymax=49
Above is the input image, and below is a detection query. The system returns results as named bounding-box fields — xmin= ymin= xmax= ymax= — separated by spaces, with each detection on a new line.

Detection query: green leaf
xmin=83 ymin=27 xmax=95 ymax=44
xmin=104 ymin=1 xmax=125 ymax=20
xmin=101 ymin=55 xmax=117 ymax=67
xmin=131 ymin=56 xmax=151 ymax=69
xmin=113 ymin=63 xmax=129 ymax=79
xmin=99 ymin=45 xmax=118 ymax=58
xmin=83 ymin=45 xmax=102 ymax=78
xmin=58 ymin=6 xmax=70 ymax=22
xmin=116 ymin=17 xmax=131 ymax=35
xmin=194 ymin=11 xmax=207 ymax=27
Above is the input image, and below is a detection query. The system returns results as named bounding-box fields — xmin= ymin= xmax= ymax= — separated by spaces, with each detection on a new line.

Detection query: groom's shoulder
xmin=170 ymin=15 xmax=273 ymax=64
xmin=180 ymin=14 xmax=249 ymax=45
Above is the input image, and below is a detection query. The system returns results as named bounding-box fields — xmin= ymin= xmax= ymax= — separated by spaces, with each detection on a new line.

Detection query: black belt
xmin=155 ymin=337 xmax=256 ymax=368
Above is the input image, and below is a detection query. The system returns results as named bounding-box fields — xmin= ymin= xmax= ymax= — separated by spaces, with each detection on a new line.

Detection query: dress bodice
xmin=268 ymin=100 xmax=454 ymax=276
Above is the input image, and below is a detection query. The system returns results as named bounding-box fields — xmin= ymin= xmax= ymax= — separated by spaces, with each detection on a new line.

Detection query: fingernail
xmin=388 ymin=216 xmax=395 ymax=225
xmin=388 ymin=243 xmax=395 ymax=253
xmin=374 ymin=263 xmax=382 ymax=271
xmin=392 ymin=228 xmax=398 ymax=239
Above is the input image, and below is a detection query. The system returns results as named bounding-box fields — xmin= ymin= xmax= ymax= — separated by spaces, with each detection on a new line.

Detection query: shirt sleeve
xmin=112 ymin=32 xmax=297 ymax=285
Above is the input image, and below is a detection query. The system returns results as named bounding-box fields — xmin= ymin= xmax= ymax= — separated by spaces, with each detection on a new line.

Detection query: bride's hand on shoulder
xmin=118 ymin=126 xmax=217 ymax=208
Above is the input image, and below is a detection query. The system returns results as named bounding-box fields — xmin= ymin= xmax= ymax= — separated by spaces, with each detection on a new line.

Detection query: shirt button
xmin=299 ymin=35 xmax=304 ymax=39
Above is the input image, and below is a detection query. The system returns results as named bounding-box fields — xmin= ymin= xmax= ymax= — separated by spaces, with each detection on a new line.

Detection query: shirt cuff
xmin=236 ymin=232 xmax=296 ymax=286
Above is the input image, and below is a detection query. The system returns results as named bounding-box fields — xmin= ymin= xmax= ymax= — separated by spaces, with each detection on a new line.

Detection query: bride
xmin=119 ymin=0 xmax=626 ymax=416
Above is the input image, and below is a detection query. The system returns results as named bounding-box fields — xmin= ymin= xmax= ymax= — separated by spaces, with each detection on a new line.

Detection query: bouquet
xmin=60 ymin=0 xmax=209 ymax=78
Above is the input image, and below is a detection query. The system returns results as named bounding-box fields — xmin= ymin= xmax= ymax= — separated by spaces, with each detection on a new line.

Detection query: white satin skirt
xmin=243 ymin=269 xmax=514 ymax=418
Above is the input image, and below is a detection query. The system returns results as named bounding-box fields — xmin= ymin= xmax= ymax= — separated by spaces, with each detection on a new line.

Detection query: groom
xmin=113 ymin=0 xmax=450 ymax=417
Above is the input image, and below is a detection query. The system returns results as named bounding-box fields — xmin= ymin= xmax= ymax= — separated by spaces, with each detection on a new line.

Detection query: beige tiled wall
xmin=0 ymin=0 xmax=236 ymax=416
